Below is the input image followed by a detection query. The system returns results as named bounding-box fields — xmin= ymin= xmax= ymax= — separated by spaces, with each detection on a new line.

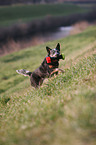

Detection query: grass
xmin=0 ymin=26 xmax=96 ymax=95
xmin=0 ymin=26 xmax=96 ymax=145
xmin=0 ymin=4 xmax=88 ymax=27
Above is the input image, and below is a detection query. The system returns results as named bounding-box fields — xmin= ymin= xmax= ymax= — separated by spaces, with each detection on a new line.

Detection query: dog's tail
xmin=16 ymin=69 xmax=32 ymax=76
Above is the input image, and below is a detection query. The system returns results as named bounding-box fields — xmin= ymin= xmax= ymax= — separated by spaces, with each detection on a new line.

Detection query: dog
xmin=16 ymin=43 xmax=65 ymax=88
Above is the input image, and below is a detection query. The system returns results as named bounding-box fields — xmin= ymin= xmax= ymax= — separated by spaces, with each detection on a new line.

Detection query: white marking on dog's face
xmin=50 ymin=48 xmax=60 ymax=57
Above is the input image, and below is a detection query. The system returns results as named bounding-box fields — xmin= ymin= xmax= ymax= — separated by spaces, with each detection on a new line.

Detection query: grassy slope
xmin=0 ymin=4 xmax=87 ymax=27
xmin=0 ymin=26 xmax=96 ymax=145
xmin=0 ymin=26 xmax=96 ymax=95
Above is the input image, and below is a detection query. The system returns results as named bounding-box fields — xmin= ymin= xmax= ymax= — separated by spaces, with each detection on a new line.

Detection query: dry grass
xmin=1 ymin=21 xmax=95 ymax=57
xmin=70 ymin=21 xmax=91 ymax=35
xmin=70 ymin=20 xmax=96 ymax=35
xmin=0 ymin=36 xmax=45 ymax=56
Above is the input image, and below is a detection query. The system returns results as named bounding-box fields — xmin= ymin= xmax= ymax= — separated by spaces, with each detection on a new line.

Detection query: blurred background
xmin=0 ymin=0 xmax=96 ymax=55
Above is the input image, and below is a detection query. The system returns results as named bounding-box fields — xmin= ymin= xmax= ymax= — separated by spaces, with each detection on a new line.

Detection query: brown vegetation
xmin=0 ymin=10 xmax=96 ymax=56
xmin=70 ymin=21 xmax=90 ymax=35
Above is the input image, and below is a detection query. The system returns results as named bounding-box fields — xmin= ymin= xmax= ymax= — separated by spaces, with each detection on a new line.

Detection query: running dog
xmin=16 ymin=43 xmax=65 ymax=88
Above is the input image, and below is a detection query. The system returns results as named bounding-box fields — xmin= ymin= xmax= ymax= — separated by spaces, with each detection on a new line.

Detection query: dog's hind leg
xmin=30 ymin=73 xmax=43 ymax=88
xmin=39 ymin=78 xmax=44 ymax=86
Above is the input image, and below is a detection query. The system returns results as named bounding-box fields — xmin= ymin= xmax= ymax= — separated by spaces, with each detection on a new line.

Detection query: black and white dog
xmin=16 ymin=43 xmax=65 ymax=88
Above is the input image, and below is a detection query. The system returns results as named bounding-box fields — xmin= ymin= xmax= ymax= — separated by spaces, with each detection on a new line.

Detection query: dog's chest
xmin=42 ymin=57 xmax=59 ymax=71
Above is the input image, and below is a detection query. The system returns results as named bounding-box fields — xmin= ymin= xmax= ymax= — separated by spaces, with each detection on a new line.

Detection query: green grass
xmin=0 ymin=4 xmax=88 ymax=27
xmin=0 ymin=26 xmax=96 ymax=96
xmin=0 ymin=26 xmax=96 ymax=145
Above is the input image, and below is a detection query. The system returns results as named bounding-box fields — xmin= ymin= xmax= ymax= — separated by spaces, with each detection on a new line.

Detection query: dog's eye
xmin=57 ymin=50 xmax=60 ymax=53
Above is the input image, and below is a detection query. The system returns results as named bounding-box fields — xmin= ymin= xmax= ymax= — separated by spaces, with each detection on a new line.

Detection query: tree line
xmin=0 ymin=0 xmax=59 ymax=5
xmin=0 ymin=0 xmax=96 ymax=5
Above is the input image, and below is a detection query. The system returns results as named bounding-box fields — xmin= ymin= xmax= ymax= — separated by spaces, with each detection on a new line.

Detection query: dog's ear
xmin=46 ymin=46 xmax=51 ymax=54
xmin=56 ymin=43 xmax=60 ymax=51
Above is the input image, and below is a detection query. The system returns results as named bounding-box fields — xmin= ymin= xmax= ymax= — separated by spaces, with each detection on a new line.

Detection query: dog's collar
xmin=46 ymin=56 xmax=59 ymax=63
xmin=46 ymin=57 xmax=51 ymax=63
xmin=46 ymin=56 xmax=59 ymax=69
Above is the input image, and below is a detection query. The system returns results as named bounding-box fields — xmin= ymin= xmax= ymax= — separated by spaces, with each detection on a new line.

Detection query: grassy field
xmin=0 ymin=26 xmax=96 ymax=145
xmin=0 ymin=4 xmax=88 ymax=27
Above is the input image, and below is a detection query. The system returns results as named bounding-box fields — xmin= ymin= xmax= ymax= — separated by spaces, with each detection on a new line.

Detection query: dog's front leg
xmin=50 ymin=68 xmax=64 ymax=77
xmin=58 ymin=68 xmax=64 ymax=73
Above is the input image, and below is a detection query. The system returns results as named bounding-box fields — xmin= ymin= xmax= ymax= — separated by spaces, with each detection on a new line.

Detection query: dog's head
xmin=46 ymin=43 xmax=60 ymax=58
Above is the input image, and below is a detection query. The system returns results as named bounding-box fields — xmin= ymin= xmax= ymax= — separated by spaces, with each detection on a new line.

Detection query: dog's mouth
xmin=54 ymin=53 xmax=60 ymax=57
xmin=50 ymin=54 xmax=59 ymax=57
xmin=50 ymin=53 xmax=60 ymax=58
